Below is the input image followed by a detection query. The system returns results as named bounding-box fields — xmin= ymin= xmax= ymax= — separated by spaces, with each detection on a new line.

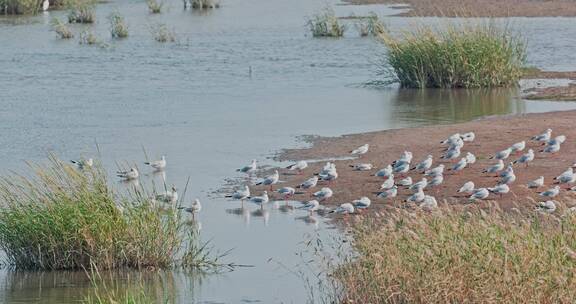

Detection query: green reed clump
xmin=78 ymin=30 xmax=100 ymax=45
xmin=108 ymin=11 xmax=128 ymax=38
xmin=355 ymin=13 xmax=386 ymax=37
xmin=0 ymin=156 xmax=193 ymax=271
xmin=0 ymin=0 xmax=40 ymax=14
xmin=306 ymin=6 xmax=345 ymax=38
xmin=67 ymin=0 xmax=95 ymax=23
xmin=50 ymin=17 xmax=74 ymax=39
xmin=190 ymin=0 xmax=219 ymax=9
xmin=146 ymin=0 xmax=163 ymax=14
xmin=151 ymin=23 xmax=176 ymax=43
xmin=379 ymin=23 xmax=526 ymax=88
xmin=330 ymin=204 xmax=576 ymax=303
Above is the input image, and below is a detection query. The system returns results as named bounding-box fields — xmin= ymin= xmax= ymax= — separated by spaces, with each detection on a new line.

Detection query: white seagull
xmin=536 ymin=200 xmax=556 ymax=213
xmin=532 ymin=128 xmax=552 ymax=142
xmin=182 ymin=198 xmax=202 ymax=216
xmin=465 ymin=152 xmax=476 ymax=165
xmin=513 ymin=149 xmax=534 ymax=167
xmin=286 ymin=160 xmax=308 ymax=173
xmin=256 ymin=170 xmax=279 ymax=189
xmin=71 ymin=158 xmax=93 ymax=169
xmin=297 ymin=176 xmax=319 ymax=189
xmin=527 ymin=176 xmax=544 ymax=189
xmin=429 ymin=174 xmax=444 ymax=187
xmin=539 ymin=186 xmax=560 ymax=198
xmin=450 ymin=158 xmax=468 ymax=172
xmin=377 ymin=186 xmax=397 ymax=199
xmin=458 ymin=181 xmax=475 ymax=194
xmin=352 ymin=197 xmax=371 ymax=210
xmin=313 ymin=187 xmax=333 ymax=201
xmin=237 ymin=160 xmax=257 ymax=174
xmin=117 ymin=168 xmax=139 ymax=180
xmin=541 ymin=144 xmax=560 ymax=154
xmin=441 ymin=147 xmax=461 ymax=160
xmin=250 ymin=191 xmax=270 ymax=207
xmin=441 ymin=133 xmax=461 ymax=145
xmin=483 ymin=160 xmax=504 ymax=174
xmin=277 ymin=187 xmax=296 ymax=199
xmin=42 ymin=0 xmax=49 ymax=11
xmin=460 ymin=132 xmax=475 ymax=142
xmin=470 ymin=188 xmax=489 ymax=201
xmin=397 ymin=176 xmax=413 ymax=186
xmin=488 ymin=184 xmax=510 ymax=197
xmin=510 ymin=141 xmax=526 ymax=153
xmin=331 ymin=203 xmax=355 ymax=215
xmin=491 ymin=148 xmax=512 ymax=160
xmin=380 ymin=175 xmax=395 ymax=190
xmin=409 ymin=178 xmax=428 ymax=192
xmin=375 ymin=165 xmax=393 ymax=178
xmin=155 ymin=186 xmax=178 ymax=203
xmin=230 ymin=186 xmax=250 ymax=200
xmin=406 ymin=189 xmax=425 ymax=203
xmin=350 ymin=163 xmax=373 ymax=171
xmin=412 ymin=155 xmax=433 ymax=172
xmin=420 ymin=195 xmax=438 ymax=209
xmin=298 ymin=200 xmax=320 ymax=214
xmin=351 ymin=144 xmax=369 ymax=155
xmin=425 ymin=164 xmax=445 ymax=177
xmin=144 ymin=155 xmax=166 ymax=171
xmin=546 ymin=135 xmax=566 ymax=146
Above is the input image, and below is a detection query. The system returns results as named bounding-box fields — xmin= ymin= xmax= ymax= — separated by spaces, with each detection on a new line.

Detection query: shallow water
xmin=1 ymin=0 xmax=576 ymax=302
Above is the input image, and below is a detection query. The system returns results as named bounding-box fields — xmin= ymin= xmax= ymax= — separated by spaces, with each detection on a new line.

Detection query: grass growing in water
xmin=0 ymin=0 xmax=41 ymax=14
xmin=354 ymin=13 xmax=386 ymax=37
xmin=146 ymin=0 xmax=163 ymax=14
xmin=151 ymin=23 xmax=176 ymax=43
xmin=0 ymin=156 xmax=218 ymax=271
xmin=378 ymin=23 xmax=526 ymax=88
xmin=79 ymin=30 xmax=100 ymax=45
xmin=50 ymin=17 xmax=74 ymax=39
xmin=326 ymin=204 xmax=576 ymax=303
xmin=108 ymin=11 xmax=128 ymax=39
xmin=306 ymin=6 xmax=345 ymax=38
xmin=67 ymin=0 xmax=96 ymax=23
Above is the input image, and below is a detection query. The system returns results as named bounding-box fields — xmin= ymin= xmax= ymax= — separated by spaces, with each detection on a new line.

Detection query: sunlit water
xmin=1 ymin=0 xmax=576 ymax=302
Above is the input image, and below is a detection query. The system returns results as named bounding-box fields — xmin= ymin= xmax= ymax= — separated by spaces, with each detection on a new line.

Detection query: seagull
xmin=449 ymin=158 xmax=467 ymax=172
xmin=411 ymin=155 xmax=433 ymax=172
xmin=397 ymin=176 xmax=412 ymax=186
xmin=406 ymin=189 xmax=425 ymax=203
xmin=465 ymin=152 xmax=476 ymax=165
xmin=527 ymin=176 xmax=544 ymax=189
xmin=539 ymin=186 xmax=560 ymax=198
xmin=458 ymin=181 xmax=475 ymax=194
xmin=460 ymin=132 xmax=475 ymax=142
xmin=351 ymin=144 xmax=369 ymax=156
xmin=352 ymin=197 xmax=371 ymax=210
xmin=286 ymin=160 xmax=308 ymax=173
xmin=499 ymin=172 xmax=516 ymax=185
xmin=545 ymin=135 xmax=566 ymax=146
xmin=510 ymin=141 xmax=526 ymax=153
xmin=42 ymin=0 xmax=49 ymax=11
xmin=298 ymin=200 xmax=320 ymax=214
xmin=331 ymin=203 xmax=354 ymax=215
xmin=71 ymin=158 xmax=93 ymax=169
xmin=181 ymin=198 xmax=202 ymax=216
xmin=313 ymin=187 xmax=333 ymax=201
xmin=441 ymin=133 xmax=461 ymax=145
xmin=377 ymin=186 xmax=397 ymax=199
xmin=155 ymin=186 xmax=178 ymax=203
xmin=425 ymin=164 xmax=445 ymax=177
xmin=446 ymin=138 xmax=464 ymax=151
xmin=277 ymin=187 xmax=296 ymax=199
xmin=409 ymin=178 xmax=428 ymax=192
xmin=380 ymin=175 xmax=395 ymax=190
xmin=249 ymin=191 xmax=269 ymax=208
xmin=499 ymin=163 xmax=514 ymax=178
xmin=395 ymin=151 xmax=413 ymax=163
xmin=554 ymin=168 xmax=574 ymax=182
xmin=555 ymin=171 xmax=576 ymax=185
xmin=535 ymin=200 xmax=556 ymax=213
xmin=237 ymin=160 xmax=257 ymax=174
xmin=572 ymin=162 xmax=576 ymax=168
xmin=483 ymin=160 xmax=504 ymax=174
xmin=441 ymin=147 xmax=461 ymax=160
xmin=350 ymin=163 xmax=373 ymax=171
xmin=144 ymin=155 xmax=166 ymax=171
xmin=117 ymin=168 xmax=139 ymax=180
xmin=470 ymin=188 xmax=489 ymax=201
xmin=318 ymin=169 xmax=338 ymax=182
xmin=429 ymin=174 xmax=444 ymax=187
xmin=513 ymin=149 xmax=534 ymax=167
xmin=490 ymin=148 xmax=512 ymax=160
xmin=297 ymin=176 xmax=318 ymax=189
xmin=228 ymin=186 xmax=250 ymax=201
xmin=375 ymin=165 xmax=393 ymax=178
xmin=532 ymin=128 xmax=552 ymax=142
xmin=420 ymin=195 xmax=438 ymax=209
xmin=488 ymin=184 xmax=510 ymax=198
xmin=570 ymin=186 xmax=576 ymax=192
xmin=256 ymin=170 xmax=279 ymax=190
xmin=392 ymin=162 xmax=410 ymax=175
xmin=541 ymin=143 xmax=560 ymax=154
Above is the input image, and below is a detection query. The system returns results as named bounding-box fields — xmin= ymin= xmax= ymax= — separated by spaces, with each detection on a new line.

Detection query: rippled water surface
xmin=1 ymin=0 xmax=576 ymax=302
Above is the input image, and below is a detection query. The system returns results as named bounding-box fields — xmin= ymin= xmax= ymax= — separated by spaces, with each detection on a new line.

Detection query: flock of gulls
xmin=229 ymin=128 xmax=576 ymax=217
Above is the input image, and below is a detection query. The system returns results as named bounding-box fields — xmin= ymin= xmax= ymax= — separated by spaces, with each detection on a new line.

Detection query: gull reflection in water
xmin=272 ymin=200 xmax=296 ymax=214
xmin=226 ymin=206 xmax=251 ymax=226
xmin=295 ymin=215 xmax=319 ymax=229
xmin=251 ymin=208 xmax=270 ymax=226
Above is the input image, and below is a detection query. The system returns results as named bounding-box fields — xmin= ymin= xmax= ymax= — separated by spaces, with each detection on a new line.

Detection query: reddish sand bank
xmin=254 ymin=111 xmax=576 ymax=211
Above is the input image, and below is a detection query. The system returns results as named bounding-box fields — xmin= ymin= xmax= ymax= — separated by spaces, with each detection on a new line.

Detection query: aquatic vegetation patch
xmin=151 ymin=23 xmax=176 ymax=43
xmin=324 ymin=205 xmax=576 ymax=302
xmin=108 ymin=11 xmax=128 ymax=39
xmin=50 ymin=17 xmax=74 ymax=39
xmin=146 ymin=0 xmax=163 ymax=14
xmin=67 ymin=0 xmax=96 ymax=23
xmin=306 ymin=6 xmax=346 ymax=38
xmin=79 ymin=30 xmax=101 ymax=45
xmin=379 ymin=23 xmax=526 ymax=88
xmin=354 ymin=13 xmax=386 ymax=37
xmin=0 ymin=0 xmax=42 ymax=14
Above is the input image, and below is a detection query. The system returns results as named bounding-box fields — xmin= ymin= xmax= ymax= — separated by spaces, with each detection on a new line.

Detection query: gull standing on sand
xmin=470 ymin=188 xmax=489 ymax=201
xmin=527 ymin=176 xmax=545 ymax=189
xmin=393 ymin=162 xmax=410 ymax=175
xmin=539 ymin=186 xmax=560 ymax=198
xmin=350 ymin=163 xmax=373 ymax=171
xmin=513 ymin=149 xmax=534 ymax=167
xmin=499 ymin=171 xmax=516 ymax=185
xmin=461 ymin=132 xmax=475 ymax=142
xmin=117 ymin=168 xmax=139 ymax=181
xmin=409 ymin=178 xmax=428 ymax=192
xmin=555 ymin=170 xmax=576 ymax=185
xmin=377 ymin=185 xmax=397 ymax=199
xmin=144 ymin=155 xmax=166 ymax=171
xmin=510 ymin=141 xmax=526 ymax=153
xmin=298 ymin=200 xmax=320 ymax=214
xmin=256 ymin=170 xmax=279 ymax=190
xmin=375 ymin=165 xmax=393 ymax=178
xmin=380 ymin=175 xmax=395 ymax=190
xmin=541 ymin=143 xmax=561 ymax=154
xmin=425 ymin=164 xmax=445 ymax=177
xmin=441 ymin=147 xmax=461 ymax=160
xmin=286 ymin=160 xmax=308 ymax=173
xmin=351 ymin=144 xmax=369 ymax=156
xmin=250 ymin=191 xmax=269 ymax=208
xmin=238 ymin=160 xmax=257 ymax=174
xmin=536 ymin=200 xmax=557 ymax=213
xmin=546 ymin=135 xmax=566 ymax=146
xmin=450 ymin=158 xmax=468 ymax=173
xmin=277 ymin=187 xmax=296 ymax=200
xmin=483 ymin=159 xmax=504 ymax=174
xmin=491 ymin=148 xmax=512 ymax=160
xmin=441 ymin=133 xmax=461 ymax=145
xmin=458 ymin=181 xmax=475 ymax=194
xmin=412 ymin=155 xmax=433 ymax=172
xmin=488 ymin=184 xmax=510 ymax=198
xmin=353 ymin=197 xmax=371 ymax=210
xmin=313 ymin=187 xmax=333 ymax=201
xmin=532 ymin=128 xmax=552 ymax=142
xmin=554 ymin=168 xmax=574 ymax=183
xmin=297 ymin=176 xmax=318 ymax=190
xmin=155 ymin=186 xmax=178 ymax=203
xmin=429 ymin=174 xmax=444 ymax=187
xmin=397 ymin=176 xmax=412 ymax=186
xmin=420 ymin=195 xmax=438 ymax=209
xmin=465 ymin=152 xmax=476 ymax=165
xmin=407 ymin=189 xmax=425 ymax=203
xmin=331 ymin=203 xmax=355 ymax=215
xmin=71 ymin=158 xmax=93 ymax=169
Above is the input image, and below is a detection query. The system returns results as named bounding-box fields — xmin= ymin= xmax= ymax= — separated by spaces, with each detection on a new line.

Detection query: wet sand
xmin=343 ymin=0 xmax=576 ymax=17
xmin=255 ymin=110 xmax=576 ymax=211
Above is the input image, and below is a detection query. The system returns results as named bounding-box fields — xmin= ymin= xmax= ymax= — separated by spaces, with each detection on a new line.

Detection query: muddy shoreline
xmin=252 ymin=110 xmax=576 ymax=212
xmin=343 ymin=0 xmax=576 ymax=17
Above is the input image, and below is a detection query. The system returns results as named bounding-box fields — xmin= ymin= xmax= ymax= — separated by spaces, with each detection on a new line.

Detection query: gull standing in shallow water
xmin=350 ymin=144 xmax=369 ymax=156
xmin=117 ymin=168 xmax=139 ymax=181
xmin=298 ymin=200 xmax=320 ymax=214
xmin=144 ymin=155 xmax=166 ymax=171
xmin=249 ymin=191 xmax=269 ymax=208
xmin=527 ymin=176 xmax=544 ymax=189
xmin=181 ymin=199 xmax=202 ymax=219
xmin=155 ymin=186 xmax=178 ymax=203
xmin=277 ymin=187 xmax=296 ymax=200
xmin=256 ymin=170 xmax=279 ymax=190
xmin=71 ymin=158 xmax=93 ymax=169
xmin=237 ymin=160 xmax=257 ymax=174
xmin=228 ymin=186 xmax=250 ymax=203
